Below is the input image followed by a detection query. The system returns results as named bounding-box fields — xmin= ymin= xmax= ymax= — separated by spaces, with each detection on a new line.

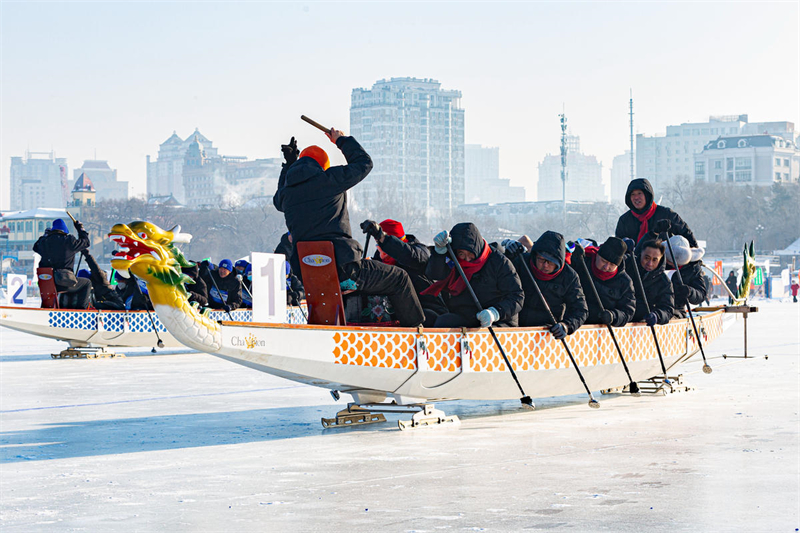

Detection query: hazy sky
xmin=1 ymin=1 xmax=798 ymax=209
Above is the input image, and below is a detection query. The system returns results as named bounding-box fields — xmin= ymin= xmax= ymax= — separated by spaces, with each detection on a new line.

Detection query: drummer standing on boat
xmin=32 ymin=218 xmax=92 ymax=309
xmin=273 ymin=129 xmax=425 ymax=327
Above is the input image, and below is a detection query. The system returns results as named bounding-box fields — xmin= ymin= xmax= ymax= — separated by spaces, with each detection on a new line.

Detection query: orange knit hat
xmin=299 ymin=145 xmax=330 ymax=170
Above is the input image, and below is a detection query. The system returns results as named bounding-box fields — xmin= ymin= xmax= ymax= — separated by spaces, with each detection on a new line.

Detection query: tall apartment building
xmin=69 ymin=160 xmax=128 ymax=202
xmin=9 ymin=150 xmax=68 ymax=210
xmin=693 ymin=135 xmax=799 ymax=186
xmin=465 ymin=144 xmax=526 ymax=204
xmin=146 ymin=129 xmax=219 ymax=203
xmin=537 ymin=136 xmax=605 ymax=202
xmin=349 ymin=77 xmax=465 ymax=216
xmin=182 ymin=136 xmax=281 ymax=208
xmin=636 ymin=115 xmax=795 ymax=191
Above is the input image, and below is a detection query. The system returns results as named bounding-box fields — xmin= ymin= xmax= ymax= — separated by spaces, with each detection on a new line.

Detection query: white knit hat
xmin=666 ymin=235 xmax=705 ymax=266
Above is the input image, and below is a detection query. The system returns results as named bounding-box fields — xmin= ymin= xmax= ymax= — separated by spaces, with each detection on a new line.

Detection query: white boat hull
xmin=203 ymin=310 xmax=729 ymax=402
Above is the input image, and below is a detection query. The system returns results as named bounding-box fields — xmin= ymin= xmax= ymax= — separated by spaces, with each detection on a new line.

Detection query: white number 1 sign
xmin=251 ymin=252 xmax=286 ymax=323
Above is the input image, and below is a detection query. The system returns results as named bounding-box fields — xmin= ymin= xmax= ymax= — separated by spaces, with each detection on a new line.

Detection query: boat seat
xmin=296 ymin=241 xmax=350 ymax=326
xmin=37 ymin=268 xmax=66 ymax=309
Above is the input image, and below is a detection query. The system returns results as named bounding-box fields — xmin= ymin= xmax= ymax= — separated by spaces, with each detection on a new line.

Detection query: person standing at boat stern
xmin=576 ymin=237 xmax=636 ymax=327
xmin=503 ymin=231 xmax=587 ymax=338
xmin=273 ymin=129 xmax=424 ymax=327
xmin=424 ymin=222 xmax=524 ymax=328
xmin=360 ymin=218 xmax=448 ymax=326
xmin=616 ymin=178 xmax=697 ymax=247
xmin=664 ymin=235 xmax=708 ymax=318
xmin=632 ymin=238 xmax=674 ymax=325
xmin=33 ymin=218 xmax=92 ymax=309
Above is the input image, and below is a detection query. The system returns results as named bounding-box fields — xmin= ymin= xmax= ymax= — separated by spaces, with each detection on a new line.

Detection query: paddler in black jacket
xmin=631 ymin=238 xmax=674 ymax=325
xmin=201 ymin=259 xmax=242 ymax=311
xmin=33 ymin=218 xmax=92 ymax=309
xmin=502 ymin=231 xmax=587 ymax=339
xmin=616 ymin=178 xmax=698 ymax=247
xmin=424 ymin=222 xmax=523 ymax=328
xmin=273 ymin=130 xmax=424 ymax=327
xmin=360 ymin=218 xmax=447 ymax=326
xmin=575 ymin=237 xmax=636 ymax=327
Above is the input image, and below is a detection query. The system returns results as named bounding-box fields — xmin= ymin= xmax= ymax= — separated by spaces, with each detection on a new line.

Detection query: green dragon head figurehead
xmin=108 ymin=221 xmax=194 ymax=304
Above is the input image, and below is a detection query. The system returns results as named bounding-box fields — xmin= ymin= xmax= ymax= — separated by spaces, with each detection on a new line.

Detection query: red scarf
xmin=530 ymin=255 xmax=564 ymax=281
xmin=377 ymin=236 xmax=406 ymax=266
xmin=586 ymin=246 xmax=618 ymax=281
xmin=379 ymin=249 xmax=396 ymax=266
xmin=632 ymin=202 xmax=657 ymax=242
xmin=421 ymin=240 xmax=491 ymax=297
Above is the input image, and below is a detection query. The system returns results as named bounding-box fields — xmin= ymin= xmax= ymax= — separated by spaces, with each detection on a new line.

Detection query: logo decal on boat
xmin=302 ymin=254 xmax=332 ymax=267
xmin=231 ymin=334 xmax=265 ymax=349
xmin=38 ymin=274 xmax=53 ymax=280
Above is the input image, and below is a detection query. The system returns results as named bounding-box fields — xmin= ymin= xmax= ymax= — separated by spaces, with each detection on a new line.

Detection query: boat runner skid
xmin=213 ymin=309 xmax=728 ymax=403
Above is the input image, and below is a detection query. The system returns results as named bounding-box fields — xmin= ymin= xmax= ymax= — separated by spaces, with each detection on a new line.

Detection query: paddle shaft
xmin=131 ymin=273 xmax=165 ymax=347
xmin=514 ymin=255 xmax=595 ymax=399
xmin=573 ymin=249 xmax=636 ymax=384
xmin=300 ymin=115 xmax=330 ymax=134
xmin=203 ymin=263 xmax=234 ymax=321
xmin=445 ymin=243 xmax=530 ymax=401
xmin=364 ymin=233 xmax=371 ymax=260
xmin=624 ymin=252 xmax=669 ymax=376
xmin=662 ymin=233 xmax=710 ymax=368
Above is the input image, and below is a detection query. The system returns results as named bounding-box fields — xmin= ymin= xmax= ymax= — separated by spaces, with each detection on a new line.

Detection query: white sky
xmin=1 ymin=1 xmax=798 ymax=209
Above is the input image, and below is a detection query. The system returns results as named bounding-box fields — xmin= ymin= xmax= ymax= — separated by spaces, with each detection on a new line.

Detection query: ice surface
xmin=1 ymin=302 xmax=798 ymax=532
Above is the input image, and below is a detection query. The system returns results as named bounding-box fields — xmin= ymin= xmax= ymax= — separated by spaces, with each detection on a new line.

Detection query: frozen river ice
xmin=1 ymin=301 xmax=798 ymax=532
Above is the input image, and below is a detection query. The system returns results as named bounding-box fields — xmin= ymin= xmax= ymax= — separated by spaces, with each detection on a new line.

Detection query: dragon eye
xmin=139 ymin=232 xmax=147 ymax=239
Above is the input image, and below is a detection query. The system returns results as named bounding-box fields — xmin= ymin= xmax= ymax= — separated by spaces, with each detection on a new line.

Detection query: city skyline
xmin=2 ymin=2 xmax=798 ymax=209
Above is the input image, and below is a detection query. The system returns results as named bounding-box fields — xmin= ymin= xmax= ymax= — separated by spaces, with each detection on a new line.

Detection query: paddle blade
xmin=521 ymin=396 xmax=535 ymax=410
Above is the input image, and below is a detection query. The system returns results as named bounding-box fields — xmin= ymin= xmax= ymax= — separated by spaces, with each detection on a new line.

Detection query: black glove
xmin=599 ymin=310 xmax=614 ymax=325
xmin=223 ymin=304 xmax=232 ymax=313
xmin=653 ymin=219 xmax=671 ymax=234
xmin=281 ymin=136 xmax=299 ymax=166
xmin=501 ymin=239 xmax=524 ymax=259
xmin=674 ymin=284 xmax=690 ymax=302
xmin=622 ymin=238 xmax=636 ymax=255
xmin=571 ymin=243 xmax=585 ymax=259
xmin=549 ymin=322 xmax=567 ymax=340
xmin=74 ymin=221 xmax=84 ymax=233
xmin=645 ymin=312 xmax=658 ymax=327
xmin=359 ymin=220 xmax=385 ymax=241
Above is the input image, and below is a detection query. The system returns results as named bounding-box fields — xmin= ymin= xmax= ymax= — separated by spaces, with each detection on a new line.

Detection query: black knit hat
xmin=598 ymin=237 xmax=627 ymax=266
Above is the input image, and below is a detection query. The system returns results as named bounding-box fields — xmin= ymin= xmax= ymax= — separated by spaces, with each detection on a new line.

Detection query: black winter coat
xmin=118 ymin=278 xmax=153 ymax=311
xmin=373 ymin=234 xmax=447 ymax=314
xmin=182 ymin=264 xmax=208 ymax=307
xmin=273 ymin=136 xmax=373 ymax=278
xmin=33 ymin=227 xmax=90 ymax=271
xmin=274 ymin=232 xmax=293 ymax=261
xmin=575 ymin=253 xmax=636 ymax=327
xmin=426 ymin=223 xmax=523 ymax=326
xmin=616 ymin=179 xmax=698 ymax=247
xmin=671 ymin=261 xmax=708 ymax=318
xmin=201 ymin=268 xmax=242 ymax=310
xmin=510 ymin=231 xmax=587 ymax=333
xmin=629 ymin=253 xmax=674 ymax=324
xmin=82 ymin=251 xmax=124 ymax=310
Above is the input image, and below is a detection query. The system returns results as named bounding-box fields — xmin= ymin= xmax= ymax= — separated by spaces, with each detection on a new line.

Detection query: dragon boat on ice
xmin=106 ymin=221 xmax=752 ymax=429
xmin=0 ymin=222 xmax=306 ymax=358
